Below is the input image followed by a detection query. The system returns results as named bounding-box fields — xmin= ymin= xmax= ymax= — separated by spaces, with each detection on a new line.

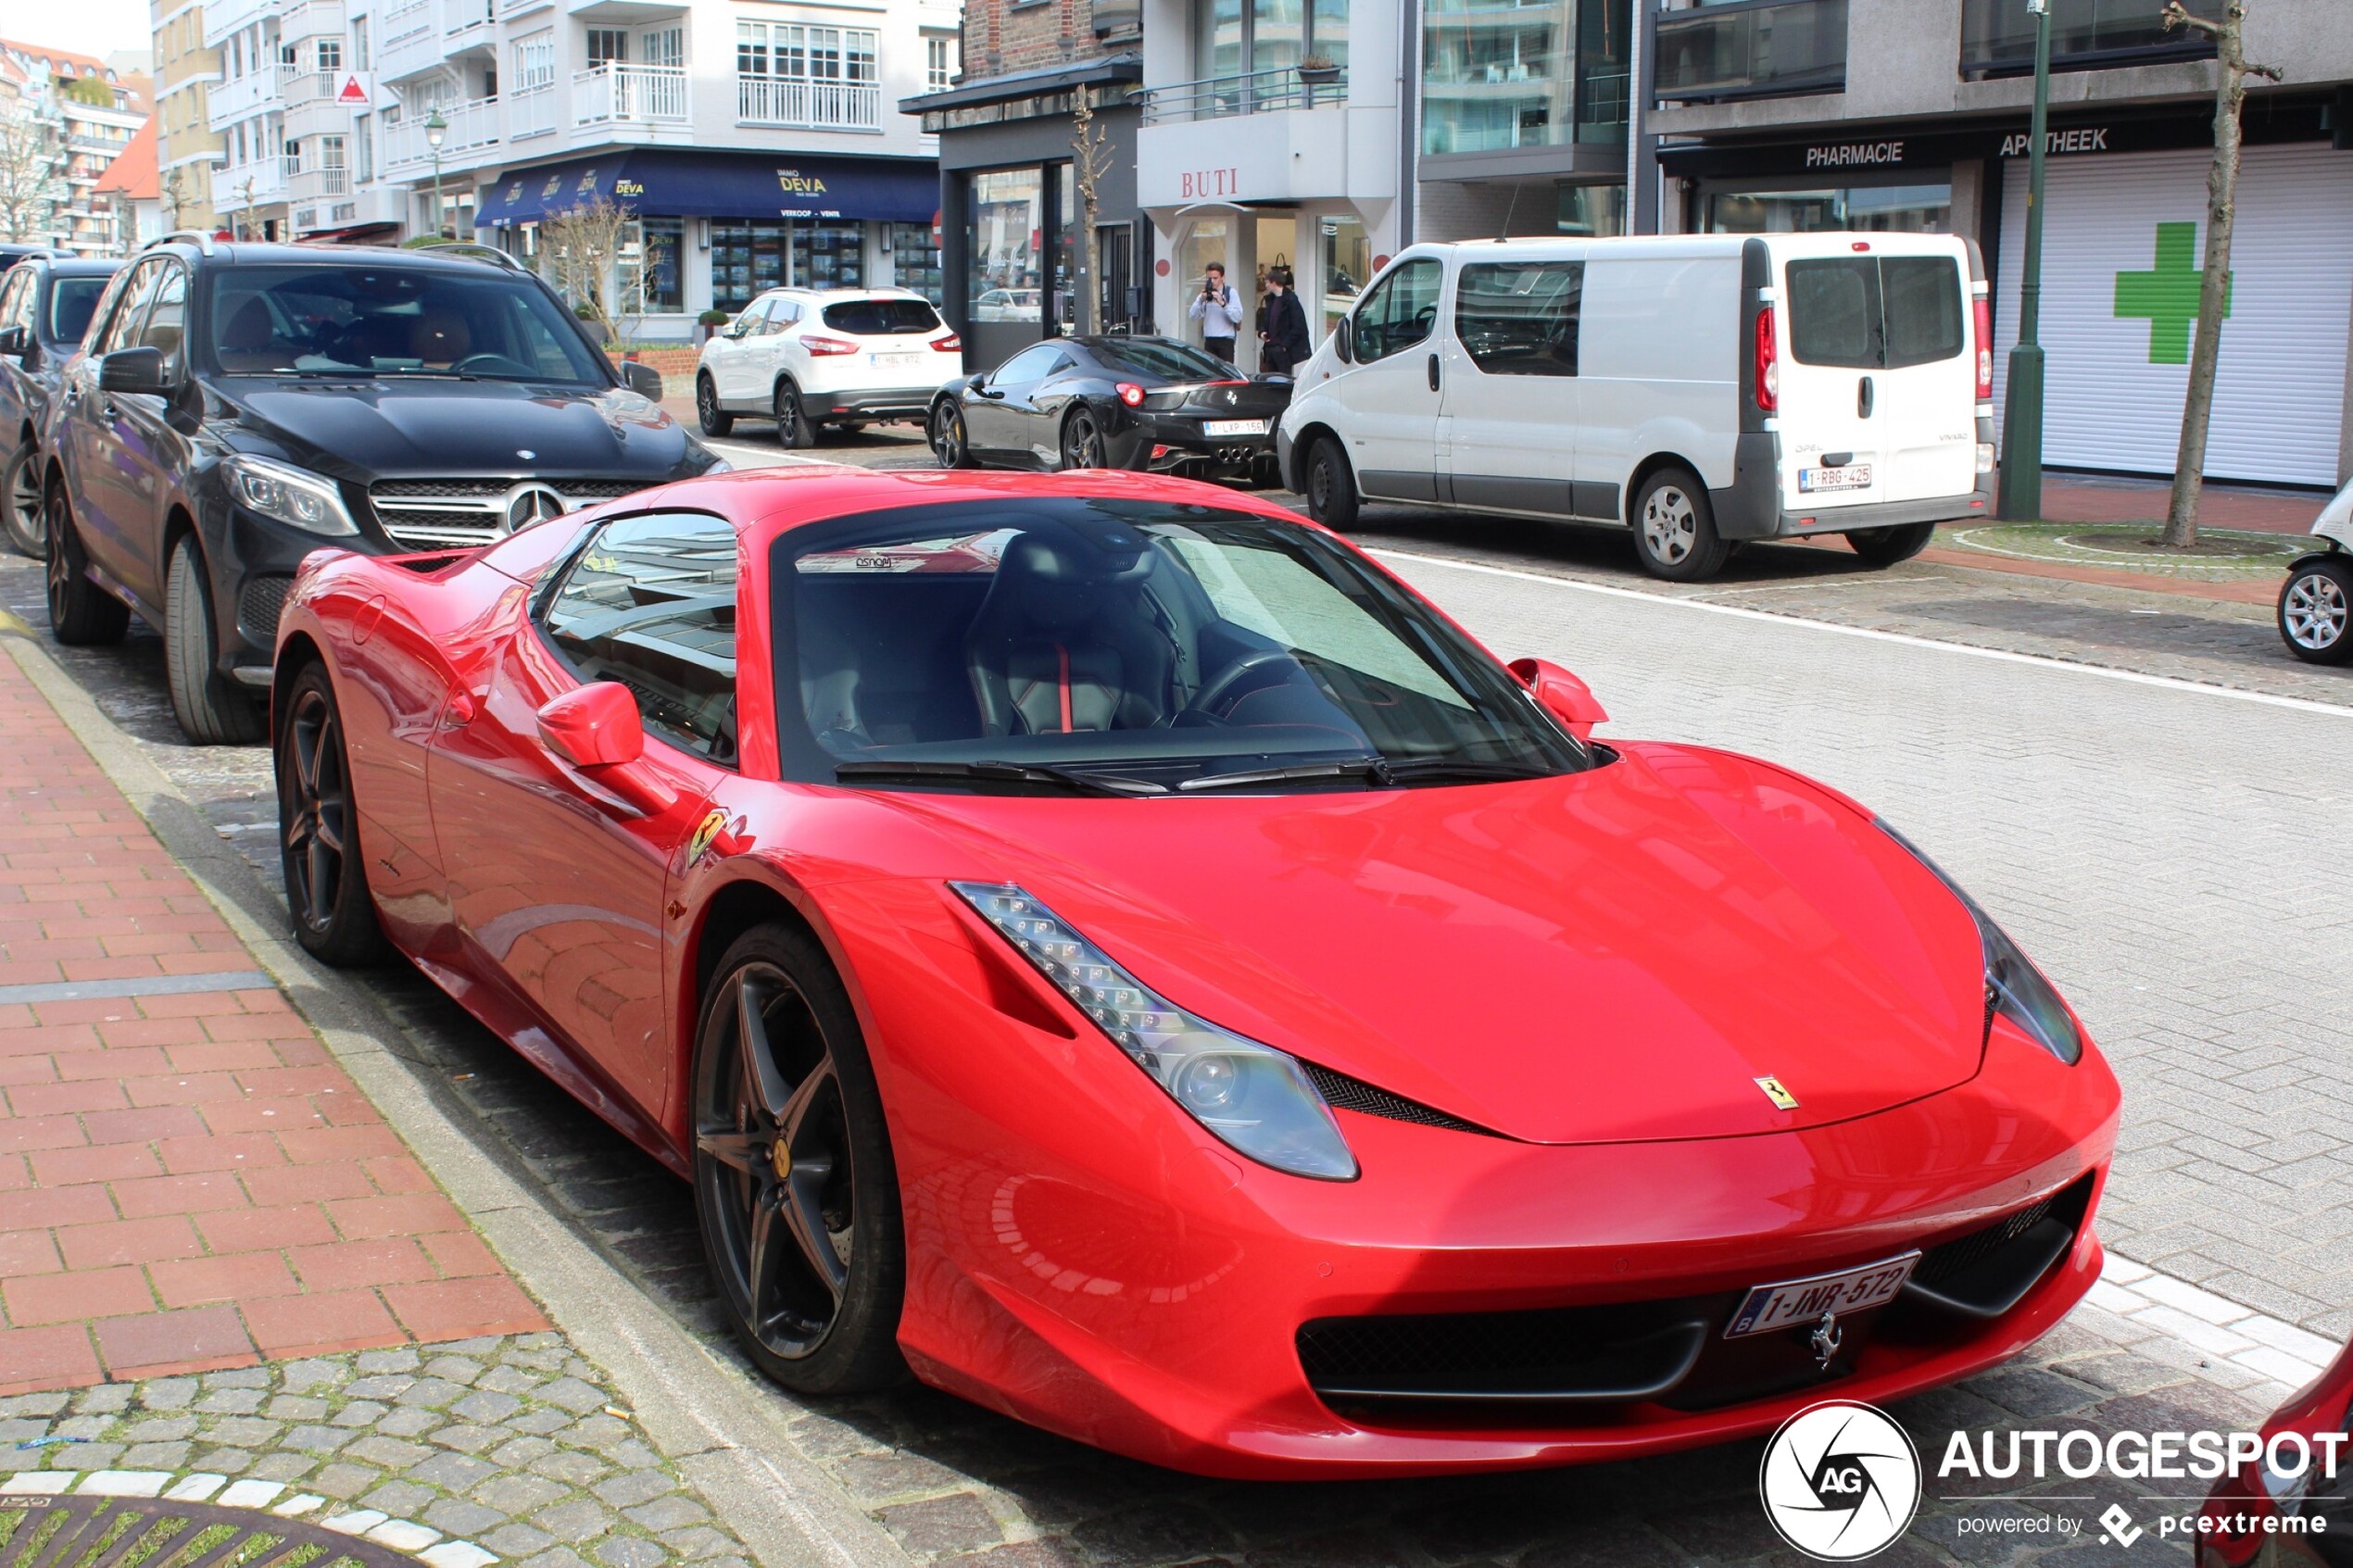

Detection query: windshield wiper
xmin=1178 ymin=756 xmax=1554 ymax=793
xmin=835 ymin=759 xmax=1165 ymax=797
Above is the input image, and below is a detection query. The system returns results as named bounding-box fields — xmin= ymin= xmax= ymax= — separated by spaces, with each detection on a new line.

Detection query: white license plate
xmin=1799 ymin=463 xmax=1873 ymax=493
xmin=871 ymin=352 xmax=923 ymax=370
xmin=1724 ymin=1251 xmax=1920 ymax=1338
xmin=1202 ymin=419 xmax=1268 ymax=437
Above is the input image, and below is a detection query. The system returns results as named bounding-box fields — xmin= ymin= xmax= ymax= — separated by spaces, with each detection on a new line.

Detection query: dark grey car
xmin=0 ymin=253 xmax=119 ymax=557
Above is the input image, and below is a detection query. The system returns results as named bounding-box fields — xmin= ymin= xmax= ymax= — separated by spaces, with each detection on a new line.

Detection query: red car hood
xmin=884 ymin=741 xmax=1989 ymax=1146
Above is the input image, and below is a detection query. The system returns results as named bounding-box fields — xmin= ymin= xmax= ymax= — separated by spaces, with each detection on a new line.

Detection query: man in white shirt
xmin=1187 ymin=263 xmax=1245 ymax=363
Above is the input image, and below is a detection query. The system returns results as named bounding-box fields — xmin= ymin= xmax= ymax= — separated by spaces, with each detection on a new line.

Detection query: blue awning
xmin=474 ymin=150 xmax=938 ymax=226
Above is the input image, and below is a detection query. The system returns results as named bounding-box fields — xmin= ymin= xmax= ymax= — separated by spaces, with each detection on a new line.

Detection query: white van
xmin=1277 ymin=233 xmax=1994 ymax=580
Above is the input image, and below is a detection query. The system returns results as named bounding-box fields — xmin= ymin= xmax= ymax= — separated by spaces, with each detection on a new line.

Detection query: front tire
xmin=2279 ymin=557 xmax=2353 ymax=665
xmin=3 ymin=442 xmax=44 ymax=558
xmin=1301 ymin=434 xmax=1359 ymax=530
xmin=164 ymin=533 xmax=265 ymax=745
xmin=696 ymin=375 xmax=735 ymax=438
xmin=1847 ymin=521 xmax=1936 ymax=567
xmin=275 ymin=662 xmax=386 ymax=965
xmin=692 ymin=922 xmax=907 ymax=1395
xmin=44 ymin=479 xmax=129 ymax=646
xmin=774 ymin=382 xmax=815 ymax=450
xmin=1630 ymin=468 xmax=1731 ymax=582
xmin=929 ymin=402 xmax=975 ymax=469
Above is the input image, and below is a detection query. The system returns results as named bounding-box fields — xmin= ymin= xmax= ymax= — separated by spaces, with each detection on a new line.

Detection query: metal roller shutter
xmin=1991 ymin=143 xmax=2353 ymax=486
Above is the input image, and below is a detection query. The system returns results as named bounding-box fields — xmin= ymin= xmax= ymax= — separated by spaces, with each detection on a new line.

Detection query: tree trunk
xmin=2163 ymin=2 xmax=2259 ymax=549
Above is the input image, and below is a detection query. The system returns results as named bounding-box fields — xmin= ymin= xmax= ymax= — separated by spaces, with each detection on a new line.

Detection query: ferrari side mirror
xmin=1508 ymin=657 xmax=1606 ymax=742
xmin=537 ymin=684 xmax=675 ymax=815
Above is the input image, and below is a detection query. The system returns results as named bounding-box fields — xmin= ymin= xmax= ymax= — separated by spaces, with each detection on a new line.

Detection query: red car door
xmin=427 ymin=508 xmax=741 ymax=1124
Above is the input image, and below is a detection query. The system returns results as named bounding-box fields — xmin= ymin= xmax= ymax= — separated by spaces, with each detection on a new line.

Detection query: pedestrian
xmin=1189 ymin=263 xmax=1245 ymax=362
xmin=1259 ymin=267 xmax=1310 ymax=376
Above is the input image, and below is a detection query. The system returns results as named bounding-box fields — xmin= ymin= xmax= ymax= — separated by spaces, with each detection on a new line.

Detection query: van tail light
xmin=1116 ymin=382 xmax=1146 ymax=408
xmin=1755 ymin=307 xmax=1779 ymax=413
xmin=931 ymin=332 xmax=962 ymax=352
xmin=802 ymin=334 xmax=859 ymax=357
xmin=1972 ymin=296 xmax=1994 ymax=400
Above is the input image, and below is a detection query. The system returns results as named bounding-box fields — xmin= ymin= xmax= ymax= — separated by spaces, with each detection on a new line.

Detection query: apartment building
xmin=0 ymin=41 xmax=152 ymax=255
xmin=204 ymin=0 xmax=294 ymax=237
xmin=152 ymin=0 xmax=226 ymax=232
xmin=1645 ymin=0 xmax=2353 ymax=486
xmin=97 ymin=118 xmax=169 ymax=246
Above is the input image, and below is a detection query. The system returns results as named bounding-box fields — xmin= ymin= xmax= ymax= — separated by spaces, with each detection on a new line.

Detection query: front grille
xmin=238 ymin=574 xmax=293 ymax=641
xmin=1301 ymin=1061 xmax=1495 ymax=1136
xmin=1295 ymin=1175 xmax=2095 ymax=1424
xmin=368 ymin=478 xmax=649 ymax=549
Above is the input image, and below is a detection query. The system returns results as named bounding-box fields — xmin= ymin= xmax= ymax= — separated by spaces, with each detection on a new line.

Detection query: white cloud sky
xmin=12 ymin=0 xmax=156 ymax=64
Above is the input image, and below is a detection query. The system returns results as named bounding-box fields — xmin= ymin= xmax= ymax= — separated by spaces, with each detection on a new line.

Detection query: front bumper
xmin=198 ymin=490 xmax=374 ymax=679
xmin=812 ymin=877 xmax=2123 ymax=1478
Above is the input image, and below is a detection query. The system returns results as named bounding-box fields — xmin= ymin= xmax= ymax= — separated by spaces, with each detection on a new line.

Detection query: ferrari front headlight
xmin=222 ymin=454 xmax=359 ymax=536
xmin=1876 ymin=821 xmax=2082 ymax=1065
xmin=951 ymin=882 xmax=1358 ymax=1180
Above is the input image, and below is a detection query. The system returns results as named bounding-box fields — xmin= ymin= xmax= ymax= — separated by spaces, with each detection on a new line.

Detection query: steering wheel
xmin=451 ymin=353 xmax=537 ymax=377
xmin=1181 ymin=647 xmax=1298 ymax=721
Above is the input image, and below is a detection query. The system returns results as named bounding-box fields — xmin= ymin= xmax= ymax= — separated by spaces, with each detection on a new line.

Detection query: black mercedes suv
xmin=1 ymin=252 xmax=119 ymax=558
xmin=41 ymin=234 xmax=723 ymax=743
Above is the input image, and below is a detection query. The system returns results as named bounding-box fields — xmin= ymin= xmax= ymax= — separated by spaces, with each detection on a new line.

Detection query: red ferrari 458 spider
xmin=271 ymin=465 xmax=2120 ymax=1477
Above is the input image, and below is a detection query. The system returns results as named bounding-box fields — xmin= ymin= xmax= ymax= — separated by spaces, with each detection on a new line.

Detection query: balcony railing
xmin=201 ymin=0 xmax=274 ymax=49
xmin=217 ymin=157 xmax=289 ymax=205
xmin=1958 ymin=0 xmax=2221 ymax=78
xmin=208 ymin=66 xmax=286 ymax=122
xmin=1137 ymin=64 xmax=1346 ymax=126
xmin=378 ymin=0 xmax=437 ymax=75
xmin=279 ymin=0 xmax=344 ymax=40
xmin=509 ymin=81 xmax=556 ymax=138
xmin=574 ymin=63 xmax=689 ymax=127
xmin=382 ymin=94 xmax=502 ymax=173
xmin=735 ymin=75 xmax=881 ymax=129
xmin=293 ymin=164 xmax=350 ymax=194
xmin=282 ymin=69 xmax=334 ymax=104
xmin=442 ymin=0 xmax=496 ymax=37
xmin=1653 ymin=0 xmax=1846 ymax=103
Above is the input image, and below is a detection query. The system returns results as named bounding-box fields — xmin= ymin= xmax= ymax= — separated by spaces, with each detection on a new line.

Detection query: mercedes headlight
xmin=952 ymin=883 xmax=1358 ymax=1180
xmin=1877 ymin=821 xmax=2082 ymax=1065
xmin=222 ymin=455 xmax=359 ymax=536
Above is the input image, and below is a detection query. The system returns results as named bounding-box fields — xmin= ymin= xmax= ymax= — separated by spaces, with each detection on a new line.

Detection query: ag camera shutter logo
xmin=1758 ymin=1400 xmax=1922 ymax=1561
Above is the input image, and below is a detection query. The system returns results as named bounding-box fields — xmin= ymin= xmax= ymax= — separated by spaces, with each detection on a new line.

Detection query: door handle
xmin=1428 ymin=353 xmax=1441 ymax=393
xmin=1857 ymin=376 xmax=1875 ymax=419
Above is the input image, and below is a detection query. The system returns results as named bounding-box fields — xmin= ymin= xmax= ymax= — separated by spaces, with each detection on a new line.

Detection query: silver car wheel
xmin=2284 ymin=570 xmax=2348 ymax=650
xmin=1642 ymin=485 xmax=1697 ymax=565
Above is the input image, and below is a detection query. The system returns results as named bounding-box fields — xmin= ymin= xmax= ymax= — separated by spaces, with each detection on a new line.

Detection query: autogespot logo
xmin=1759 ymin=1400 xmax=1923 ymax=1561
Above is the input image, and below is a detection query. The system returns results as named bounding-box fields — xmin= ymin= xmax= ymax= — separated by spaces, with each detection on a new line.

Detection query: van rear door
xmin=1776 ymin=241 xmax=1975 ymax=511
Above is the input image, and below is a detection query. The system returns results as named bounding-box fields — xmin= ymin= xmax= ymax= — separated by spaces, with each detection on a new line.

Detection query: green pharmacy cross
xmin=2114 ymin=220 xmax=2231 ymax=366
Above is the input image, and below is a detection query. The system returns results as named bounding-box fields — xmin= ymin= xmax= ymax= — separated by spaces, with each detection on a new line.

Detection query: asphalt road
xmin=6 ymin=425 xmax=2348 ymax=1564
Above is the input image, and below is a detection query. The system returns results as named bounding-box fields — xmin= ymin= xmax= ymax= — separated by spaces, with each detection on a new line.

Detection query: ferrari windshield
xmin=774 ymin=498 xmax=1589 ymax=792
xmin=202 ymin=264 xmax=609 ymax=383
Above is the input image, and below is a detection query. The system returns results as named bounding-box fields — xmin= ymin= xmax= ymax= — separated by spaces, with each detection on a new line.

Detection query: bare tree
xmin=1070 ymin=92 xmax=1114 ymax=334
xmin=2158 ymin=0 xmax=2283 ymax=548
xmin=539 ymin=197 xmax=648 ymax=355
xmin=0 ymin=107 xmax=67 ymax=244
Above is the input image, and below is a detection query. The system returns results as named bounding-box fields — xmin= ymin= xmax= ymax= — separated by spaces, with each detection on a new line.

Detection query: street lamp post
xmin=424 ymin=109 xmax=447 ymax=240
xmin=1996 ymin=0 xmax=2053 ymax=521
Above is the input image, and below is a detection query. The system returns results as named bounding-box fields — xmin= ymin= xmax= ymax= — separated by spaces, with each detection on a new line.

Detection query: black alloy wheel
xmin=1061 ymin=408 xmax=1105 ymax=471
xmin=697 ymin=375 xmax=735 ymax=437
xmin=275 ymin=664 xmax=386 ymax=965
xmin=44 ymin=478 xmax=128 ymax=645
xmin=930 ymin=401 xmax=975 ymax=469
xmin=775 ymin=382 xmax=815 ymax=449
xmin=692 ymin=924 xmax=906 ymax=1393
xmin=3 ymin=442 xmax=44 ymax=558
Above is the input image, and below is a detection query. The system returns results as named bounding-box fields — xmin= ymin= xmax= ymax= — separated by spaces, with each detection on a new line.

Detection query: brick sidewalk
xmin=0 ymin=646 xmax=544 ymax=1396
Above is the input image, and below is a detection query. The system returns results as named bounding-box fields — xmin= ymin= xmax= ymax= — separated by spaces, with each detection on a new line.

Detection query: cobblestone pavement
xmin=3 ymin=447 xmax=2343 ymax=1564
xmin=0 ymin=1335 xmax=753 ymax=1568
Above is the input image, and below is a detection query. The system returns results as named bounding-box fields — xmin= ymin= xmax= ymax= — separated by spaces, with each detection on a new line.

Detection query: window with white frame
xmin=736 ymin=21 xmax=877 ymax=86
xmin=354 ymin=115 xmax=371 ymax=180
xmin=317 ymin=38 xmax=341 ymax=71
xmin=317 ymin=133 xmax=346 ymax=169
xmin=514 ymin=31 xmax=554 ymax=89
xmin=925 ymin=33 xmax=956 ymax=89
xmin=586 ymin=28 xmax=628 ymax=65
xmin=351 ymin=16 xmax=370 ymax=69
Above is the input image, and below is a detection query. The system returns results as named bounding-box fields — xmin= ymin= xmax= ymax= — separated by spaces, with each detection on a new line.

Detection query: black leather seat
xmin=964 ymin=533 xmax=1167 ymax=735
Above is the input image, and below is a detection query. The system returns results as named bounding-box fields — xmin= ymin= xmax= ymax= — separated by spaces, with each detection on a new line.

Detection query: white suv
xmin=695 ymin=287 xmax=961 ymax=448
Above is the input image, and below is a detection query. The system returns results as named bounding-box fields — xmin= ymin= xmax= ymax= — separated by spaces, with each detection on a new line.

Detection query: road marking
xmin=705 ymin=438 xmax=836 ymax=467
xmin=1370 ymin=546 xmax=2353 ymax=721
xmin=0 ymin=968 xmax=278 ymax=1005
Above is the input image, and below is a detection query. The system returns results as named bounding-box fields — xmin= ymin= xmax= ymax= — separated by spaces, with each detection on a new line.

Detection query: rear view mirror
xmin=0 ymin=324 xmax=27 ymax=358
xmin=965 ymin=371 xmax=988 ymax=391
xmin=620 ymin=360 xmax=663 ymax=398
xmin=99 ymin=346 xmax=169 ymax=395
xmin=1508 ymin=657 xmax=1607 ymax=742
xmin=537 ymin=682 xmax=646 ymax=769
xmin=1334 ymin=316 xmax=1354 ymax=364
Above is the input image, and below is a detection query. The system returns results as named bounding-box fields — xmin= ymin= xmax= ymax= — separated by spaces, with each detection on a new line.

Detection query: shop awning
xmin=474 ymin=150 xmax=938 ymax=227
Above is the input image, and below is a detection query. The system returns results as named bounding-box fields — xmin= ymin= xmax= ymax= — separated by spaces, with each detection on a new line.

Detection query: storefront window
xmin=619 ymin=217 xmax=683 ymax=312
xmin=1423 ymin=0 xmax=1627 ymax=155
xmin=1706 ymin=182 xmax=1950 ymax=234
xmin=1051 ymin=166 xmax=1076 ymax=332
xmin=712 ymin=220 xmax=787 ymax=310
xmin=969 ymin=168 xmax=1044 ymax=325
xmin=889 ymin=221 xmax=943 ymax=306
xmin=1557 ymin=182 xmax=1625 ymax=237
xmin=793 ymin=222 xmax=863 ymax=290
xmin=1319 ymin=214 xmax=1366 ymax=341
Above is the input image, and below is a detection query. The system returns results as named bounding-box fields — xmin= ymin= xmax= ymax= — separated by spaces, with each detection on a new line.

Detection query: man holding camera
xmin=1188 ymin=263 xmax=1245 ymax=363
